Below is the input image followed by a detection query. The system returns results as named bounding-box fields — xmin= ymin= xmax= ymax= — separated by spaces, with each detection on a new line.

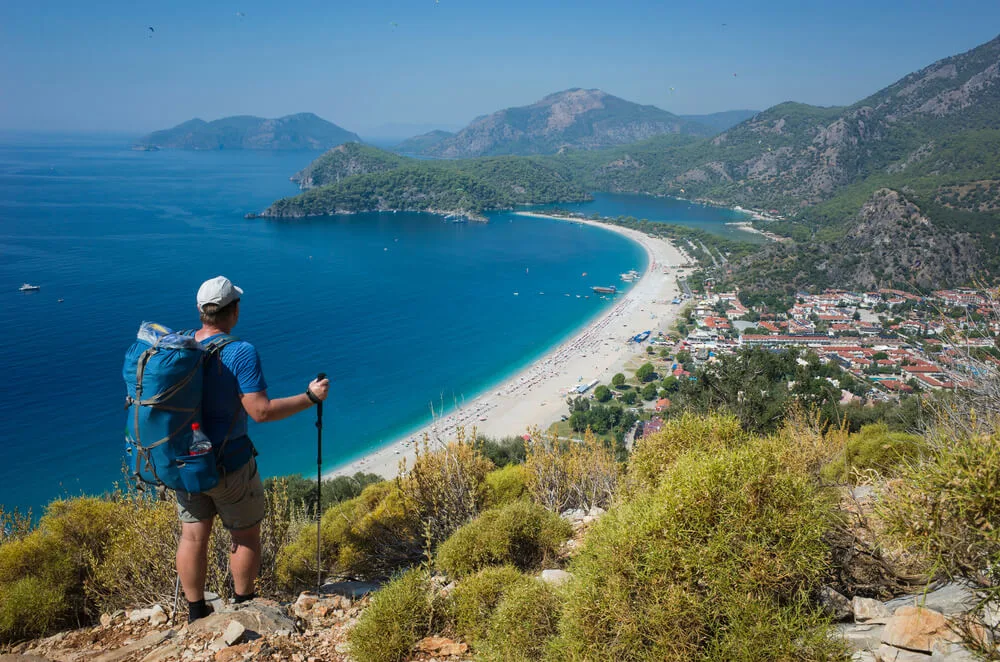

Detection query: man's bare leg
xmin=230 ymin=524 xmax=261 ymax=598
xmin=177 ymin=520 xmax=213 ymax=602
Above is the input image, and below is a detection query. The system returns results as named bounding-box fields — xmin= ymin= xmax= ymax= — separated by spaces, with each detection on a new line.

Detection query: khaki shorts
xmin=176 ymin=457 xmax=266 ymax=530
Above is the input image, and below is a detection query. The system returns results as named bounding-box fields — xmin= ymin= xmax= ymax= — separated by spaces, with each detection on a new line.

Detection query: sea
xmin=0 ymin=133 xmax=747 ymax=513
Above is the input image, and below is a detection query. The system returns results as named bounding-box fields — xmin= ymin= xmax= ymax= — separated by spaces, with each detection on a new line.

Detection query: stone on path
xmin=93 ymin=629 xmax=174 ymax=662
xmin=882 ymin=606 xmax=957 ymax=653
xmin=875 ymin=643 xmax=933 ymax=661
xmin=820 ymin=586 xmax=854 ymax=621
xmin=187 ymin=603 xmax=296 ymax=641
xmin=854 ymin=597 xmax=892 ymax=623
xmin=885 ymin=584 xmax=975 ymax=618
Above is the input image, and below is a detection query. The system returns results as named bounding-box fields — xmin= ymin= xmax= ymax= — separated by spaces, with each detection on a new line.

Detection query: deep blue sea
xmin=0 ymin=133 xmax=743 ymax=512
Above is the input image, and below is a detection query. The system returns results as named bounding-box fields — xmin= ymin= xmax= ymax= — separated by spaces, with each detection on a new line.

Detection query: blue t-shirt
xmin=201 ymin=335 xmax=267 ymax=470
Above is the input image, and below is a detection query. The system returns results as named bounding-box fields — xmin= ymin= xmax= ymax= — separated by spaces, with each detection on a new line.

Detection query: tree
xmin=620 ymin=390 xmax=638 ymax=405
xmin=611 ymin=373 xmax=626 ymax=388
xmin=646 ymin=346 xmax=655 ymax=356
xmin=658 ymin=348 xmax=670 ymax=359
xmin=594 ymin=385 xmax=612 ymax=403
xmin=661 ymin=375 xmax=679 ymax=392
xmin=635 ymin=363 xmax=656 ymax=383
xmin=641 ymin=383 xmax=658 ymax=401
xmin=852 ymin=311 xmax=861 ymax=321
xmin=676 ymin=350 xmax=692 ymax=365
xmin=872 ymin=351 xmax=889 ymax=361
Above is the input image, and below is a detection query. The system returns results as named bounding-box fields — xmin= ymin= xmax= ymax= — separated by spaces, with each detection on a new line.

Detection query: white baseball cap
xmin=197 ymin=276 xmax=244 ymax=312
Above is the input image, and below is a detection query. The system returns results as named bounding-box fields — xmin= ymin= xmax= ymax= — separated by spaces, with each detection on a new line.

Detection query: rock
xmin=0 ymin=656 xmax=56 ymax=662
xmin=851 ymin=652 xmax=878 ymax=662
xmin=93 ymin=629 xmax=174 ymax=662
xmin=875 ymin=644 xmax=933 ymax=661
xmin=415 ymin=636 xmax=467 ymax=655
xmin=100 ymin=613 xmax=113 ymax=627
xmin=885 ymin=584 xmax=976 ymax=618
xmin=334 ymin=642 xmax=351 ymax=654
xmin=930 ymin=641 xmax=977 ymax=661
xmin=222 ymin=620 xmax=246 ymax=646
xmin=882 ymin=606 xmax=958 ymax=653
xmin=820 ymin=586 xmax=854 ymax=621
xmin=854 ymin=597 xmax=892 ymax=623
xmin=837 ymin=623 xmax=886 ymax=651
xmin=187 ymin=603 xmax=296 ymax=641
xmin=140 ymin=644 xmax=184 ymax=662
xmin=560 ymin=508 xmax=587 ymax=522
xmin=313 ymin=604 xmax=331 ymax=618
xmin=587 ymin=506 xmax=606 ymax=517
xmin=294 ymin=591 xmax=319 ymax=617
xmin=148 ymin=604 xmax=169 ymax=627
xmin=539 ymin=569 xmax=573 ymax=586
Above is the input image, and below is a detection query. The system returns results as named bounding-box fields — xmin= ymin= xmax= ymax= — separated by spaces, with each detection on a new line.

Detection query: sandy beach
xmin=325 ymin=213 xmax=691 ymax=480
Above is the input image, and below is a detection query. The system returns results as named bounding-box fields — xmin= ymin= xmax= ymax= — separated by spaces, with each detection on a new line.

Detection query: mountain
xmin=291 ymin=143 xmax=407 ymax=189
xmin=394 ymin=130 xmax=454 ymax=155
xmin=680 ymin=110 xmax=759 ymax=133
xmin=138 ymin=113 xmax=361 ymax=150
xmin=410 ymin=88 xmax=713 ymax=158
xmin=260 ymin=146 xmax=589 ymax=218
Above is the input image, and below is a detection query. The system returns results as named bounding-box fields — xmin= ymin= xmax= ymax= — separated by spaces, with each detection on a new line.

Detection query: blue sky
xmin=2 ymin=0 xmax=998 ymax=137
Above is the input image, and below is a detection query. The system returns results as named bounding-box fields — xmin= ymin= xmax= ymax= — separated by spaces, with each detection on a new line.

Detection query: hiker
xmin=176 ymin=275 xmax=329 ymax=622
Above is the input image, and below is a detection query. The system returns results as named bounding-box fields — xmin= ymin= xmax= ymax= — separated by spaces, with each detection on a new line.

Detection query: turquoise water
xmin=543 ymin=192 xmax=765 ymax=243
xmin=0 ymin=134 xmax=655 ymax=512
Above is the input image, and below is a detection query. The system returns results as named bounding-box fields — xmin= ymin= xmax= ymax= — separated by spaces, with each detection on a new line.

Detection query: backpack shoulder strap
xmin=202 ymin=333 xmax=238 ymax=354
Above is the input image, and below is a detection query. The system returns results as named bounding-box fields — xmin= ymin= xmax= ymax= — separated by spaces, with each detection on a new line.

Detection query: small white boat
xmin=19 ymin=283 xmax=40 ymax=292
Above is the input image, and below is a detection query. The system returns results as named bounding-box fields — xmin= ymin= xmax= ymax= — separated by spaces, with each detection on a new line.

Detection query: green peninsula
xmin=260 ymin=143 xmax=590 ymax=218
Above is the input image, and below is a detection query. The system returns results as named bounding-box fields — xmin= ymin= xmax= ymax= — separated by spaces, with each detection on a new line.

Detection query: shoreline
xmin=324 ymin=212 xmax=690 ymax=481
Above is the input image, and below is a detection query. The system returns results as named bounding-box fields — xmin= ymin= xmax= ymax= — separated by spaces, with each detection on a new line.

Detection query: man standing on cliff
xmin=177 ymin=275 xmax=329 ymax=622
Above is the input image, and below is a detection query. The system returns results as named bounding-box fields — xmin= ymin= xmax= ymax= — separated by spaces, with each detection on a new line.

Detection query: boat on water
xmin=592 ymin=285 xmax=617 ymax=294
xmin=19 ymin=283 xmax=40 ymax=292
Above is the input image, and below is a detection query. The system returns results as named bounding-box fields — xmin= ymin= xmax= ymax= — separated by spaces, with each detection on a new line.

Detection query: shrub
xmin=819 ymin=423 xmax=925 ymax=484
xmin=88 ymin=493 xmax=178 ymax=611
xmin=628 ymin=413 xmax=744 ymax=491
xmin=0 ymin=576 xmax=65 ymax=642
xmin=436 ymin=501 xmax=572 ymax=578
xmin=523 ymin=429 xmax=620 ymax=513
xmin=401 ymin=430 xmax=494 ymax=546
xmin=593 ymin=385 xmax=612 ymax=403
xmin=276 ymin=481 xmax=421 ymax=587
xmin=348 ymin=569 xmax=433 ymax=662
xmin=551 ymin=437 xmax=842 ymax=661
xmin=479 ymin=436 xmax=527 ymax=468
xmin=447 ymin=565 xmax=532 ymax=646
xmin=484 ymin=464 xmax=529 ymax=507
xmin=641 ymin=383 xmax=658 ymax=401
xmin=264 ymin=472 xmax=383 ymax=517
xmin=478 ymin=579 xmax=562 ymax=662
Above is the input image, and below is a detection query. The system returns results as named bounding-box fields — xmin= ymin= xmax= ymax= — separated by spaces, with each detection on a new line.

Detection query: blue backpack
xmin=123 ymin=322 xmax=237 ymax=493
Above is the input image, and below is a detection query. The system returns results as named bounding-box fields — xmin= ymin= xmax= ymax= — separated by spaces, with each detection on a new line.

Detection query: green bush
xmin=436 ymin=501 xmax=572 ymax=578
xmin=479 ymin=436 xmax=528 ymax=468
xmin=819 ymin=423 xmax=925 ymax=484
xmin=348 ymin=569 xmax=432 ymax=662
xmin=550 ymin=437 xmax=843 ymax=661
xmin=276 ymin=481 xmax=421 ymax=587
xmin=628 ymin=413 xmax=744 ymax=491
xmin=0 ymin=576 xmax=66 ymax=642
xmin=447 ymin=565 xmax=532 ymax=646
xmin=264 ymin=472 xmax=383 ymax=517
xmin=484 ymin=464 xmax=529 ymax=507
xmin=0 ymin=497 xmax=125 ymax=642
xmin=478 ymin=579 xmax=561 ymax=662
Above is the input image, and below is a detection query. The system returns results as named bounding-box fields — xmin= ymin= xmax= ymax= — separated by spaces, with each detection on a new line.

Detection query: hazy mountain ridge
xmin=139 ymin=113 xmax=361 ymax=150
xmin=408 ymin=89 xmax=713 ymax=158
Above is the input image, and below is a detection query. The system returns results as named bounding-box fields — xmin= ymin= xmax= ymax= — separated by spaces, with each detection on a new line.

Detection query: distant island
xmin=136 ymin=113 xmax=361 ymax=151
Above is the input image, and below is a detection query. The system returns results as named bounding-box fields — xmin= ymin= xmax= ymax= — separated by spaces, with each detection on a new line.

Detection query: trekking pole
xmin=315 ymin=372 xmax=326 ymax=593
